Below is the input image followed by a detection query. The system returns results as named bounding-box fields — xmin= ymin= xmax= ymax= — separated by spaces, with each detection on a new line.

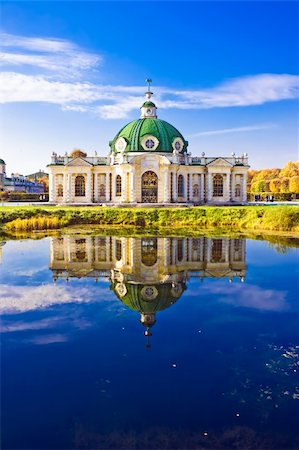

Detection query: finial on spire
xmin=145 ymin=327 xmax=152 ymax=349
xmin=145 ymin=78 xmax=153 ymax=100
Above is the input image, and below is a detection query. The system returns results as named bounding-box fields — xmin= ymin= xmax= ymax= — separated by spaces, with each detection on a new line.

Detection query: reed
xmin=5 ymin=216 xmax=62 ymax=231
xmin=1 ymin=205 xmax=299 ymax=233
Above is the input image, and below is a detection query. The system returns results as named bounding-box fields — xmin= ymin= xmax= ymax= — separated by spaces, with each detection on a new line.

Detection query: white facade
xmin=48 ymin=85 xmax=249 ymax=205
xmin=48 ymin=153 xmax=249 ymax=205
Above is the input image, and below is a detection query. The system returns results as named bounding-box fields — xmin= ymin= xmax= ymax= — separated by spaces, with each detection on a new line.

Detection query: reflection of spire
xmin=145 ymin=327 xmax=152 ymax=349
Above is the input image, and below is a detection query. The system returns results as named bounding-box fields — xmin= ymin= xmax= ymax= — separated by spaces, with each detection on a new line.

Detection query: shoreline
xmin=0 ymin=205 xmax=299 ymax=237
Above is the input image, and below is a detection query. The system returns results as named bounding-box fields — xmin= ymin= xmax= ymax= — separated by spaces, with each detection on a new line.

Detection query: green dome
xmin=0 ymin=159 xmax=5 ymax=165
xmin=142 ymin=101 xmax=156 ymax=108
xmin=111 ymin=282 xmax=185 ymax=313
xmin=109 ymin=118 xmax=188 ymax=154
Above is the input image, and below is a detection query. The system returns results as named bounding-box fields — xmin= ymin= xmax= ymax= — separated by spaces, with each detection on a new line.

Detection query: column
xmin=104 ymin=173 xmax=109 ymax=202
xmin=86 ymin=172 xmax=92 ymax=203
xmin=189 ymin=174 xmax=193 ymax=203
xmin=93 ymin=174 xmax=98 ymax=203
xmin=68 ymin=174 xmax=72 ymax=203
xmin=242 ymin=174 xmax=247 ymax=202
xmin=164 ymin=237 xmax=170 ymax=267
xmin=173 ymin=172 xmax=177 ymax=202
xmin=207 ymin=173 xmax=213 ymax=202
xmin=231 ymin=173 xmax=235 ymax=201
xmin=111 ymin=174 xmax=115 ymax=201
xmin=164 ymin=170 xmax=170 ymax=203
xmin=225 ymin=172 xmax=231 ymax=201
xmin=121 ymin=172 xmax=127 ymax=203
xmin=130 ymin=171 xmax=135 ymax=202
xmin=200 ymin=174 xmax=205 ymax=202
xmin=49 ymin=174 xmax=55 ymax=202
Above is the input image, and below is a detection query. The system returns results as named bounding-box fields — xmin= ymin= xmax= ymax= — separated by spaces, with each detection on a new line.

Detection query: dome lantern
xmin=110 ymin=80 xmax=188 ymax=155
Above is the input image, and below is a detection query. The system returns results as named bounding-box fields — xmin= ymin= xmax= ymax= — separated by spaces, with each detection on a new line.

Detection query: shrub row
xmin=1 ymin=205 xmax=299 ymax=233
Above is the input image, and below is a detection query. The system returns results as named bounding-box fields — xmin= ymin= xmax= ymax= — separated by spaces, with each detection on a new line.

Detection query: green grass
xmin=0 ymin=205 xmax=299 ymax=234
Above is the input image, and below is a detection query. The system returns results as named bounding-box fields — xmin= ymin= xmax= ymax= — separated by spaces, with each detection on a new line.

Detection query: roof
xmin=0 ymin=159 xmax=5 ymax=165
xmin=112 ymin=281 xmax=185 ymax=313
xmin=110 ymin=118 xmax=188 ymax=154
xmin=141 ymin=101 xmax=156 ymax=108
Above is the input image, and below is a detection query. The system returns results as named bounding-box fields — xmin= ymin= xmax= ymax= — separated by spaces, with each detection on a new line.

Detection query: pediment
xmin=207 ymin=158 xmax=233 ymax=168
xmin=66 ymin=157 xmax=92 ymax=167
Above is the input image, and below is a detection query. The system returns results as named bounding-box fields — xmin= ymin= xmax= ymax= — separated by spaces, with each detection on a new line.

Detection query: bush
xmin=0 ymin=191 xmax=49 ymax=202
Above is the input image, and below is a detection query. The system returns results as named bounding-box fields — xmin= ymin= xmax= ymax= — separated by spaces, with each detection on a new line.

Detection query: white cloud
xmin=0 ymin=32 xmax=298 ymax=119
xmin=0 ymin=283 xmax=112 ymax=314
xmin=0 ymin=32 xmax=101 ymax=77
xmin=189 ymin=124 xmax=274 ymax=138
xmin=194 ymin=282 xmax=289 ymax=312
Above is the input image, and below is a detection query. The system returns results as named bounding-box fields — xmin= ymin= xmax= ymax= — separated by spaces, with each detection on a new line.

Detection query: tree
xmin=289 ymin=176 xmax=299 ymax=194
xmin=280 ymin=161 xmax=299 ymax=178
xmin=269 ymin=178 xmax=281 ymax=193
xmin=37 ymin=176 xmax=49 ymax=192
xmin=280 ymin=177 xmax=290 ymax=193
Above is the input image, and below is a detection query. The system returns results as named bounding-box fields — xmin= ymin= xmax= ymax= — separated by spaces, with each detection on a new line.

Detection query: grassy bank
xmin=1 ymin=205 xmax=299 ymax=234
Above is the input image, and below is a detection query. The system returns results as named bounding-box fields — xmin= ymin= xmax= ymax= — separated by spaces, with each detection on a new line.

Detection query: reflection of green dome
xmin=0 ymin=159 xmax=5 ymax=164
xmin=109 ymin=118 xmax=188 ymax=154
xmin=112 ymin=282 xmax=185 ymax=314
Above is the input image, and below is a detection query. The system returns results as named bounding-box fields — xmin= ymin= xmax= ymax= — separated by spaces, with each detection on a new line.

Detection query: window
xmin=178 ymin=174 xmax=184 ymax=197
xmin=213 ymin=174 xmax=223 ymax=197
xmin=211 ymin=239 xmax=224 ymax=263
xmin=99 ymin=184 xmax=105 ymax=197
xmin=116 ymin=175 xmax=122 ymax=196
xmin=177 ymin=239 xmax=184 ymax=262
xmin=141 ymin=238 xmax=157 ymax=266
xmin=57 ymin=184 xmax=63 ymax=197
xmin=193 ymin=184 xmax=199 ymax=197
xmin=115 ymin=239 xmax=122 ymax=261
xmin=75 ymin=175 xmax=85 ymax=196
xmin=174 ymin=140 xmax=181 ymax=151
xmin=235 ymin=184 xmax=241 ymax=197
xmin=145 ymin=139 xmax=155 ymax=149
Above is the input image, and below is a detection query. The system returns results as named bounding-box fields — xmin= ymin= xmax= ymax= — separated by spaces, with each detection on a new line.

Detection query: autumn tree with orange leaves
xmin=247 ymin=161 xmax=299 ymax=194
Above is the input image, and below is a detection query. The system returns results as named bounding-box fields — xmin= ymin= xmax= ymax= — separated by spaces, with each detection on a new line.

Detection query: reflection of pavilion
xmin=50 ymin=236 xmax=246 ymax=338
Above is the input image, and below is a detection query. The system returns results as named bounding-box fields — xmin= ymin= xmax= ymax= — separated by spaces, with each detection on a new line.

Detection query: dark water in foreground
xmin=0 ymin=235 xmax=298 ymax=449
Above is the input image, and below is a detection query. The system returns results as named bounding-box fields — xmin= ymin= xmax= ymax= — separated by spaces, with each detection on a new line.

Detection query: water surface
xmin=1 ymin=235 xmax=298 ymax=449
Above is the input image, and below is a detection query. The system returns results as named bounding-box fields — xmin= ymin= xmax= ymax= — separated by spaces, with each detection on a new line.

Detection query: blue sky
xmin=0 ymin=1 xmax=298 ymax=174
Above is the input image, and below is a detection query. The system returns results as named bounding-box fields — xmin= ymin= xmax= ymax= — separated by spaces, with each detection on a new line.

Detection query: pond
xmin=0 ymin=234 xmax=298 ymax=449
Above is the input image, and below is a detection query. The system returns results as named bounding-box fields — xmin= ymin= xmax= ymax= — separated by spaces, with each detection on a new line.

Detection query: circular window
xmin=172 ymin=138 xmax=184 ymax=152
xmin=141 ymin=135 xmax=159 ymax=151
xmin=145 ymin=139 xmax=155 ymax=149
xmin=115 ymin=137 xmax=126 ymax=152
xmin=141 ymin=285 xmax=158 ymax=301
xmin=174 ymin=141 xmax=181 ymax=151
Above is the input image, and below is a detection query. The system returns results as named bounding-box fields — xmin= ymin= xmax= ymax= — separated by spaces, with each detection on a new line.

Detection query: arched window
xmin=213 ymin=174 xmax=223 ymax=196
xmin=116 ymin=175 xmax=122 ymax=197
xmin=193 ymin=184 xmax=199 ymax=197
xmin=178 ymin=174 xmax=184 ymax=197
xmin=57 ymin=184 xmax=63 ymax=197
xmin=75 ymin=175 xmax=85 ymax=196
xmin=235 ymin=184 xmax=241 ymax=197
xmin=141 ymin=238 xmax=157 ymax=266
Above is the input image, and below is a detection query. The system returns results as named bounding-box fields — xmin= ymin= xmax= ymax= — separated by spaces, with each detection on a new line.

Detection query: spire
xmin=145 ymin=78 xmax=153 ymax=100
xmin=141 ymin=78 xmax=157 ymax=118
